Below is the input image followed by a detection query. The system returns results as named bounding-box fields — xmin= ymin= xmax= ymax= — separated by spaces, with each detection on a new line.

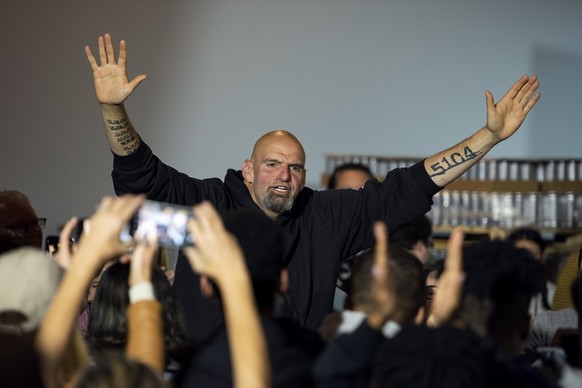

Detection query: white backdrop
xmin=1 ymin=0 xmax=581 ymax=235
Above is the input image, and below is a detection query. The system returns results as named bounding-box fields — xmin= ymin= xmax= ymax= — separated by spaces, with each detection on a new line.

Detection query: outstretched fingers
xmin=501 ymin=75 xmax=541 ymax=112
xmin=87 ymin=33 xmax=122 ymax=68
xmin=118 ymin=40 xmax=128 ymax=69
xmin=522 ymin=82 xmax=541 ymax=114
xmin=428 ymin=227 xmax=465 ymax=327
xmin=502 ymin=74 xmax=529 ymax=101
xmin=98 ymin=35 xmax=107 ymax=66
xmin=104 ymin=33 xmax=116 ymax=64
xmin=372 ymin=221 xmax=389 ymax=278
xmin=513 ymin=75 xmax=539 ymax=105
xmin=85 ymin=45 xmax=98 ymax=71
xmin=444 ymin=227 xmax=464 ymax=274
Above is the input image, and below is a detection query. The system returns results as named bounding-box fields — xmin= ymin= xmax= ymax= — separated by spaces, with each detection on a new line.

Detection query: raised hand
xmin=76 ymin=194 xmax=145 ymax=265
xmin=428 ymin=227 xmax=465 ymax=327
xmin=129 ymin=241 xmax=159 ymax=287
xmin=51 ymin=217 xmax=78 ymax=270
xmin=485 ymin=75 xmax=540 ymax=141
xmin=367 ymin=221 xmax=396 ymax=329
xmin=85 ymin=33 xmax=147 ymax=105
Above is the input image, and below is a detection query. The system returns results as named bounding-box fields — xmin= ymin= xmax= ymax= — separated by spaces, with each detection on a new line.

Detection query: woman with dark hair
xmin=507 ymin=228 xmax=545 ymax=261
xmin=87 ymin=261 xmax=191 ymax=369
xmin=507 ymin=227 xmax=553 ymax=318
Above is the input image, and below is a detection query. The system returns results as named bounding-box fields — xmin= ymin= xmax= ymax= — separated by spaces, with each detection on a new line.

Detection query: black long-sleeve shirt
xmin=112 ymin=141 xmax=440 ymax=344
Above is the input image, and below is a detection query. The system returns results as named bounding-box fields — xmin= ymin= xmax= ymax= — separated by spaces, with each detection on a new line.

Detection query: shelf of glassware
xmin=322 ymin=154 xmax=582 ymax=231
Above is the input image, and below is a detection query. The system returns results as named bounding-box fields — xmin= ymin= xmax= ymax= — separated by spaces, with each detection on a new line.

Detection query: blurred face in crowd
xmin=424 ymin=269 xmax=439 ymax=319
xmin=334 ymin=169 xmax=371 ymax=190
xmin=243 ymin=131 xmax=306 ymax=219
xmin=514 ymin=239 xmax=542 ymax=260
xmin=0 ymin=194 xmax=43 ymax=249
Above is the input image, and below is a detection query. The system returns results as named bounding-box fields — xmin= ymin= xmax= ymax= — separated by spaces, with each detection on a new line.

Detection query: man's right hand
xmin=85 ymin=33 xmax=147 ymax=105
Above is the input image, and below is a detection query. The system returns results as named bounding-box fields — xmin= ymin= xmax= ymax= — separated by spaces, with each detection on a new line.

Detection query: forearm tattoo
xmin=429 ymin=146 xmax=482 ymax=177
xmin=107 ymin=118 xmax=139 ymax=154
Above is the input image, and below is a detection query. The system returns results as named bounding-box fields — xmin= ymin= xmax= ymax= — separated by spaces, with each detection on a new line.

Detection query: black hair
xmin=460 ymin=240 xmax=547 ymax=340
xmin=350 ymin=245 xmax=426 ymax=324
xmin=507 ymin=227 xmax=545 ymax=254
xmin=87 ymin=262 xmax=190 ymax=363
xmin=390 ymin=216 xmax=433 ymax=251
xmin=327 ymin=163 xmax=373 ymax=189
xmin=77 ymin=352 xmax=167 ymax=388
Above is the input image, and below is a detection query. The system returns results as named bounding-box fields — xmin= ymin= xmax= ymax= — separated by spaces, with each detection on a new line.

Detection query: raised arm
xmin=183 ymin=202 xmax=271 ymax=388
xmin=426 ymin=227 xmax=465 ymax=327
xmin=366 ymin=221 xmax=396 ymax=330
xmin=85 ymin=33 xmax=146 ymax=156
xmin=425 ymin=75 xmax=540 ymax=187
xmin=36 ymin=195 xmax=144 ymax=388
xmin=125 ymin=242 xmax=165 ymax=373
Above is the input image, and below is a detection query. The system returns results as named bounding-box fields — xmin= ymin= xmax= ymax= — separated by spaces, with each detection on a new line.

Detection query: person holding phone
xmin=85 ymin=33 xmax=541 ymax=344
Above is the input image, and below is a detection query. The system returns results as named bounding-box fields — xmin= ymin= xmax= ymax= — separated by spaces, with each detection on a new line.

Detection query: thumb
xmin=485 ymin=90 xmax=495 ymax=112
xmin=128 ymin=74 xmax=147 ymax=90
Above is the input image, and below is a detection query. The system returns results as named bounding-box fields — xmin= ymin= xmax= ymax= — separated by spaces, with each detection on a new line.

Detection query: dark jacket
xmin=112 ymin=141 xmax=440 ymax=344
xmin=175 ymin=316 xmax=324 ymax=388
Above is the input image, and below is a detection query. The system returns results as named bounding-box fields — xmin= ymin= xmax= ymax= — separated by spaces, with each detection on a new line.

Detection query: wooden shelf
xmin=445 ymin=180 xmax=540 ymax=193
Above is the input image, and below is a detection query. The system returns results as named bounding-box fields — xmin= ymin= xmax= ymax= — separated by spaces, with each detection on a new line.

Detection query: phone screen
xmin=129 ymin=200 xmax=194 ymax=248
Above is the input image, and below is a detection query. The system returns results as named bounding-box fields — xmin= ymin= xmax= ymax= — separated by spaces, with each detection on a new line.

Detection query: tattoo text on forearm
xmin=429 ymin=146 xmax=482 ymax=177
xmin=107 ymin=119 xmax=139 ymax=154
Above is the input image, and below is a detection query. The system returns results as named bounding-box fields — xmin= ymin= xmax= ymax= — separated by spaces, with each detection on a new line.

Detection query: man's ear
xmin=200 ymin=275 xmax=215 ymax=299
xmin=242 ymin=159 xmax=254 ymax=183
xmin=279 ymin=268 xmax=289 ymax=293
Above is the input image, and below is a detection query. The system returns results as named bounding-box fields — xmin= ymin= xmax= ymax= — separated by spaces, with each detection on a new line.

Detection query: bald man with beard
xmin=85 ymin=33 xmax=541 ymax=344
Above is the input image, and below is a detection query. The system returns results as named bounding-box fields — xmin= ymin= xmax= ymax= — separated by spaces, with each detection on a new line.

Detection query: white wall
xmin=1 ymin=0 xmax=581 ymax=235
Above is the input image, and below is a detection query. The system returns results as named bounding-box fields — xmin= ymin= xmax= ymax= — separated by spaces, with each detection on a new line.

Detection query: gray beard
xmin=262 ymin=191 xmax=293 ymax=214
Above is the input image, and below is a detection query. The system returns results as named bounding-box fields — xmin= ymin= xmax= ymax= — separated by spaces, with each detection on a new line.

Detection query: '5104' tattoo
xmin=429 ymin=146 xmax=481 ymax=177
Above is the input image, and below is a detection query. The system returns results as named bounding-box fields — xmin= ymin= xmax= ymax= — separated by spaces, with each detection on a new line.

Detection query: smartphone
xmin=45 ymin=235 xmax=60 ymax=253
xmin=126 ymin=200 xmax=194 ymax=248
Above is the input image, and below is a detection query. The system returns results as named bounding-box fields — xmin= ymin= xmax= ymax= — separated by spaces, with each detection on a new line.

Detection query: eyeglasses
xmin=2 ymin=218 xmax=46 ymax=232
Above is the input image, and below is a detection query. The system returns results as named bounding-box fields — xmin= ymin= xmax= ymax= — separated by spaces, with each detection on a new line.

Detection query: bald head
xmin=243 ymin=130 xmax=307 ymax=219
xmin=250 ymin=130 xmax=306 ymax=164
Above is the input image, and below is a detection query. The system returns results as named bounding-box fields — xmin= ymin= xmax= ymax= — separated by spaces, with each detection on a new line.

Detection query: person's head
xmin=77 ymin=351 xmax=167 ymax=388
xmin=87 ymin=261 xmax=190 ymax=363
xmin=350 ymin=245 xmax=426 ymax=325
xmin=201 ymin=209 xmax=286 ymax=313
xmin=423 ymin=259 xmax=445 ymax=320
xmin=0 ymin=190 xmax=44 ymax=252
xmin=0 ymin=330 xmax=44 ymax=387
xmin=457 ymin=240 xmax=546 ymax=357
xmin=0 ymin=247 xmax=63 ymax=334
xmin=327 ymin=163 xmax=373 ymax=190
xmin=507 ymin=228 xmax=545 ymax=261
xmin=390 ymin=216 xmax=433 ymax=264
xmin=242 ymin=130 xmax=306 ymax=219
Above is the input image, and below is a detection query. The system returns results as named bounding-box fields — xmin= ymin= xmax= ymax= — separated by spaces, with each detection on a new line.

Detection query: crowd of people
xmin=1 ymin=32 xmax=581 ymax=387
